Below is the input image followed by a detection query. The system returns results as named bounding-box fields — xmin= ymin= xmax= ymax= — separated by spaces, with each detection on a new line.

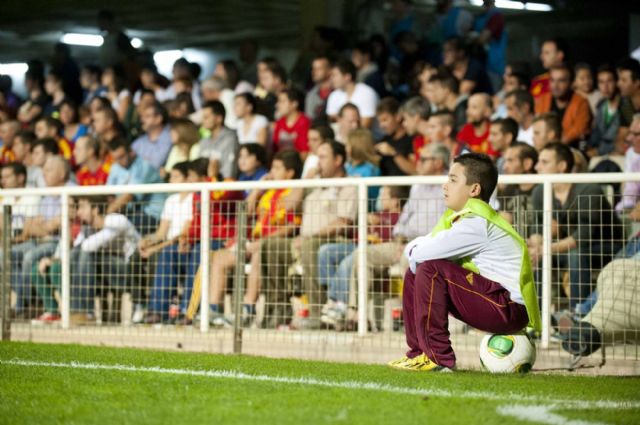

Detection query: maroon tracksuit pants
xmin=403 ymin=259 xmax=529 ymax=368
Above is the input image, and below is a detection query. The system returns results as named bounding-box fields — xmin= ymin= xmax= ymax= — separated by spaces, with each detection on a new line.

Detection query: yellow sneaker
xmin=390 ymin=353 xmax=450 ymax=372
xmin=387 ymin=356 xmax=411 ymax=369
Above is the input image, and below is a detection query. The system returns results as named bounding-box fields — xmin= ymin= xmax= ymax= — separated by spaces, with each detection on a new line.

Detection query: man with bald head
xmin=456 ymin=93 xmax=499 ymax=158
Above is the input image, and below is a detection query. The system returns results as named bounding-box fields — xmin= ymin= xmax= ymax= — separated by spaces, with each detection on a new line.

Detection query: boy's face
xmin=426 ymin=116 xmax=448 ymax=142
xmin=401 ymin=112 xmax=420 ymax=136
xmin=379 ymin=186 xmax=398 ymax=212
xmin=77 ymin=199 xmax=94 ymax=224
xmin=443 ymin=163 xmax=480 ymax=211
xmin=270 ymin=159 xmax=293 ymax=180
xmin=276 ymin=93 xmax=296 ymax=118
xmin=32 ymin=145 xmax=47 ymax=167
xmin=169 ymin=169 xmax=187 ymax=184
xmin=201 ymin=107 xmax=222 ymax=131
xmin=187 ymin=170 xmax=203 ymax=183
xmin=237 ymin=148 xmax=259 ymax=174
xmin=377 ymin=112 xmax=401 ymax=136
xmin=35 ymin=120 xmax=53 ymax=139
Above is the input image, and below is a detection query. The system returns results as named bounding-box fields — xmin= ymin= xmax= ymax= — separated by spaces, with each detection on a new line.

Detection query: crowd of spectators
xmin=0 ymin=2 xmax=639 ymax=330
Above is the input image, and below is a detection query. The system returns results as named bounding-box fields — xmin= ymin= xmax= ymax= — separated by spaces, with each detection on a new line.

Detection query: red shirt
xmin=530 ymin=72 xmax=550 ymax=99
xmin=272 ymin=113 xmax=311 ymax=153
xmin=188 ymin=178 xmax=245 ymax=242
xmin=412 ymin=135 xmax=429 ymax=164
xmin=76 ymin=162 xmax=111 ymax=186
xmin=0 ymin=146 xmax=15 ymax=164
xmin=456 ymin=122 xmax=499 ymax=158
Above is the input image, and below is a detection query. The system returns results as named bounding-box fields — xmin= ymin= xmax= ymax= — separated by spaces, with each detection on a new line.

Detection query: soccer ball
xmin=479 ymin=333 xmax=536 ymax=373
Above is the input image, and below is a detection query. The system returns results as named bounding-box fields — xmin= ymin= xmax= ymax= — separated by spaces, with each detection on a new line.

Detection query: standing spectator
xmin=588 ymin=64 xmax=621 ymax=156
xmin=198 ymin=101 xmax=239 ymax=179
xmin=436 ymin=0 xmax=473 ymax=41
xmin=457 ymin=93 xmax=498 ymax=157
xmin=617 ymin=58 xmax=640 ymax=153
xmin=531 ymin=37 xmax=568 ymax=99
xmin=97 ymin=9 xmax=134 ymax=69
xmin=59 ymin=100 xmax=89 ymax=144
xmin=374 ymin=97 xmax=416 ymax=176
xmin=305 ymin=54 xmax=333 ymax=123
xmin=531 ymin=112 xmax=562 ymax=152
xmin=488 ymin=117 xmax=518 ymax=172
xmin=574 ymin=63 xmax=601 ymax=115
xmin=273 ymin=88 xmax=311 ymax=156
xmin=401 ymin=96 xmax=432 ymax=162
xmin=442 ymin=37 xmax=493 ymax=95
xmin=105 ymin=138 xmax=166 ymax=234
xmin=428 ymin=72 xmax=467 ymax=133
xmin=102 ymin=65 xmax=132 ymax=123
xmin=528 ymin=143 xmax=622 ymax=314
xmin=234 ymin=93 xmax=268 ymax=146
xmin=326 ymin=59 xmax=379 ymax=128
xmin=74 ymin=136 xmax=110 ymax=186
xmin=131 ymin=102 xmax=172 ymax=169
xmin=504 ymin=89 xmax=535 ymax=146
xmin=473 ymin=0 xmax=507 ymax=92
xmin=80 ymin=65 xmax=106 ymax=106
xmin=535 ymin=64 xmax=592 ymax=147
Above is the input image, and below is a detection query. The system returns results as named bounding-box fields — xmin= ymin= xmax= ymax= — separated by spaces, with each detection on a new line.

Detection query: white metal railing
xmin=3 ymin=172 xmax=640 ymax=348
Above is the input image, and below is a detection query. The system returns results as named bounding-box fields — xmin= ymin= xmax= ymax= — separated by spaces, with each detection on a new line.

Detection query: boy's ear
xmin=470 ymin=183 xmax=482 ymax=199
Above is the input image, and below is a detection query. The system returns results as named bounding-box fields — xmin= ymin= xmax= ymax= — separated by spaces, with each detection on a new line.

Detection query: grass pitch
xmin=1 ymin=342 xmax=639 ymax=425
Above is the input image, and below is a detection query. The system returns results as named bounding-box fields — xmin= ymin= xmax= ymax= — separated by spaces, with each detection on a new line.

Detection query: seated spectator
xmin=374 ymin=97 xmax=416 ymax=176
xmin=442 ymin=37 xmax=492 ymax=95
xmin=531 ymin=37 xmax=568 ymax=100
xmin=574 ymin=62 xmax=601 ymax=115
xmin=497 ymin=142 xmax=538 ymax=230
xmin=168 ymin=92 xmax=196 ymax=120
xmin=237 ymin=143 xmax=268 ymax=196
xmin=534 ymin=64 xmax=592 ymax=146
xmin=333 ymin=103 xmax=361 ymax=144
xmin=255 ymin=58 xmax=287 ymax=121
xmin=261 ymin=141 xmax=357 ymax=328
xmin=616 ymin=58 xmax=640 ymax=153
xmin=11 ymin=155 xmax=74 ymax=317
xmin=427 ymin=72 xmax=467 ymax=133
xmin=302 ymin=124 xmax=334 ymax=179
xmin=196 ymin=76 xmax=236 ymax=129
xmin=504 ymin=89 xmax=535 ymax=146
xmin=29 ymin=137 xmax=59 ymax=187
xmin=60 ymin=195 xmax=140 ymax=325
xmin=492 ymin=62 xmax=531 ymax=119
xmin=427 ymin=111 xmax=469 ymax=158
xmin=351 ymin=41 xmax=388 ymax=98
xmin=233 ymin=93 xmax=268 ymax=146
xmin=273 ymin=88 xmax=311 ymax=157
xmin=131 ymin=101 xmax=172 ymax=169
xmin=326 ymin=59 xmax=379 ymax=128
xmin=106 ymin=137 xmax=166 ymax=234
xmin=79 ymin=64 xmax=106 ymax=106
xmin=43 ymin=70 xmax=68 ymax=117
xmin=400 ymin=96 xmax=431 ymax=162
xmin=198 ymin=100 xmax=239 ymax=179
xmin=0 ymin=120 xmax=20 ymax=164
xmin=318 ymin=184 xmax=407 ymax=327
xmin=214 ymin=59 xmax=254 ymax=95
xmin=141 ymin=162 xmax=195 ymax=324
xmin=528 ymin=143 xmax=622 ymax=315
xmin=74 ymin=136 xmax=111 ymax=186
xmin=102 ymin=65 xmax=132 ymax=123
xmin=615 ymin=114 xmax=640 ymax=215
xmin=0 ymin=162 xmax=40 ymax=239
xmin=135 ymin=66 xmax=170 ymax=104
xmin=34 ymin=116 xmax=73 ymax=160
xmin=207 ymin=150 xmax=303 ymax=327
xmin=305 ymin=54 xmax=333 ymax=123
xmin=163 ymin=118 xmax=200 ymax=177
xmin=488 ymin=117 xmax=518 ymax=172
xmin=10 ymin=132 xmax=37 ymax=185
xmin=531 ymin=112 xmax=562 ymax=152
xmin=91 ymin=106 xmax=123 ymax=151
xmin=59 ymin=99 xmax=89 ymax=144
xmin=588 ymin=64 xmax=621 ymax=157
xmin=457 ymin=93 xmax=499 ymax=158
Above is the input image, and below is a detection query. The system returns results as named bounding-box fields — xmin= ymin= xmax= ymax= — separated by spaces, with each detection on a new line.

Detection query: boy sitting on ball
xmin=388 ymin=153 xmax=541 ymax=372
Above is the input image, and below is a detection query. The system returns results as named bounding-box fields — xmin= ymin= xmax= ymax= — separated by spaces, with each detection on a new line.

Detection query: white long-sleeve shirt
xmin=76 ymin=214 xmax=141 ymax=261
xmin=404 ymin=214 xmax=524 ymax=304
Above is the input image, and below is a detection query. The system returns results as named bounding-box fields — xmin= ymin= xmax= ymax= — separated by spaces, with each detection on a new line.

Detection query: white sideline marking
xmin=1 ymin=358 xmax=639 ymax=412
xmin=497 ymin=405 xmax=610 ymax=425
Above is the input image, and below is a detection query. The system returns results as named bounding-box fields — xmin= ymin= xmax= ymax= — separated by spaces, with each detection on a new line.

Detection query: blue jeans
xmin=180 ymin=239 xmax=225 ymax=314
xmin=616 ymin=234 xmax=640 ymax=259
xmin=317 ymin=243 xmax=356 ymax=304
xmin=148 ymin=244 xmax=190 ymax=319
xmin=71 ymin=250 xmax=128 ymax=312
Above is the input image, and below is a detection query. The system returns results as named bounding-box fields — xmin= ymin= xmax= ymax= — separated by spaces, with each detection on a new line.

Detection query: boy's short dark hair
xmin=16 ymin=130 xmax=37 ymax=146
xmin=453 ymin=153 xmax=498 ymax=203
xmin=38 ymin=116 xmax=63 ymax=134
xmin=273 ymin=149 xmax=303 ymax=179
xmin=321 ymin=140 xmax=347 ymax=166
xmin=376 ymin=97 xmax=401 ymax=116
xmin=188 ymin=158 xmax=209 ymax=178
xmin=202 ymin=100 xmax=226 ymax=121
xmin=239 ymin=143 xmax=267 ymax=167
xmin=32 ymin=137 xmax=60 ymax=155
xmin=541 ymin=142 xmax=574 ymax=174
xmin=2 ymin=162 xmax=27 ymax=180
xmin=171 ymin=161 xmax=191 ymax=178
xmin=389 ymin=185 xmax=411 ymax=209
xmin=76 ymin=194 xmax=110 ymax=215
xmin=108 ymin=136 xmax=131 ymax=152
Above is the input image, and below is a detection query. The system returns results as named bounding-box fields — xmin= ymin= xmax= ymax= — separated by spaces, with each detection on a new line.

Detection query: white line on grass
xmin=1 ymin=358 xmax=639 ymax=412
xmin=497 ymin=405 xmax=610 ymax=425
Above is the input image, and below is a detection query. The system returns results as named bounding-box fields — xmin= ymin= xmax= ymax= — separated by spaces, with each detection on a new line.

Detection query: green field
xmin=1 ymin=342 xmax=639 ymax=424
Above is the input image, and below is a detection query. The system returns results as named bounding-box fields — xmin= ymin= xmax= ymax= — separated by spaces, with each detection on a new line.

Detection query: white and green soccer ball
xmin=479 ymin=333 xmax=536 ymax=373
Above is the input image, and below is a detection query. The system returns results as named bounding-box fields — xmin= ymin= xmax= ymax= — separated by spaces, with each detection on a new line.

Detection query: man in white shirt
xmin=326 ymin=59 xmax=379 ymax=128
xmin=505 ymin=89 xmax=535 ymax=147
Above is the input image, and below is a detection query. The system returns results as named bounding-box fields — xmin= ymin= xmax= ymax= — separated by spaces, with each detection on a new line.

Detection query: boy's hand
xmin=374 ymin=142 xmax=397 ymax=157
xmin=178 ymin=236 xmax=191 ymax=254
xmin=38 ymin=257 xmax=53 ymax=276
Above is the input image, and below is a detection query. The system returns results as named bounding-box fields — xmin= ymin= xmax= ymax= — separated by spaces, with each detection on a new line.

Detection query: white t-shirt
xmin=301 ymin=154 xmax=319 ymax=179
xmin=77 ymin=214 xmax=141 ymax=261
xmin=405 ymin=215 xmax=524 ymax=304
xmin=326 ymin=83 xmax=379 ymax=118
xmin=161 ymin=193 xmax=193 ymax=240
xmin=517 ymin=125 xmax=534 ymax=147
xmin=1 ymin=195 xmax=40 ymax=232
xmin=236 ymin=115 xmax=269 ymax=144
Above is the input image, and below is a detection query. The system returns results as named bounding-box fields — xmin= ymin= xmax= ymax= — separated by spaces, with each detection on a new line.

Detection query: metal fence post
xmin=541 ymin=182 xmax=553 ymax=349
xmin=60 ymin=193 xmax=71 ymax=329
xmin=357 ymin=183 xmax=368 ymax=336
xmin=232 ymin=201 xmax=247 ymax=354
xmin=2 ymin=206 xmax=12 ymax=340
xmin=200 ymin=190 xmax=211 ymax=333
